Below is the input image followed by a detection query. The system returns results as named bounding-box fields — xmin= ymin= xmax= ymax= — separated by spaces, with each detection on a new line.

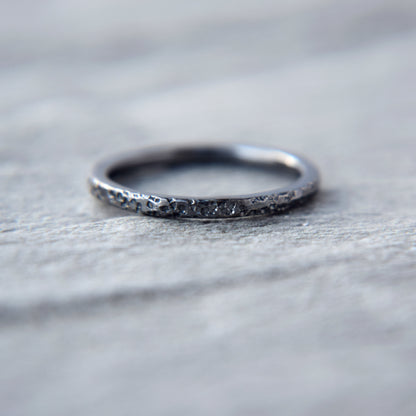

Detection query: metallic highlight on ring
xmin=89 ymin=144 xmax=320 ymax=219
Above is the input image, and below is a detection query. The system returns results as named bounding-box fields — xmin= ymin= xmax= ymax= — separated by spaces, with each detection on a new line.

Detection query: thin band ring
xmin=89 ymin=144 xmax=320 ymax=219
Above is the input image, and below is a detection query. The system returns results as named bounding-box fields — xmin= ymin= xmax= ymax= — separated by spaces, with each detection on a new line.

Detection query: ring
xmin=89 ymin=144 xmax=320 ymax=219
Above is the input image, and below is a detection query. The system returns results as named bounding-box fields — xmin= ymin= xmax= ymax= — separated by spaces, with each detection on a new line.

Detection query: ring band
xmin=89 ymin=144 xmax=320 ymax=219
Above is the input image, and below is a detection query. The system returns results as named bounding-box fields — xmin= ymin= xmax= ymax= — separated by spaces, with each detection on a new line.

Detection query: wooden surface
xmin=1 ymin=1 xmax=416 ymax=415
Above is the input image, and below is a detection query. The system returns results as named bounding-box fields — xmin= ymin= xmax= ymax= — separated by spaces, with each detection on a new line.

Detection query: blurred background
xmin=1 ymin=1 xmax=415 ymax=415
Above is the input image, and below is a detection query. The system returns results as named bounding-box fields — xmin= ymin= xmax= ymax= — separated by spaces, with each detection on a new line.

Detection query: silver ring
xmin=89 ymin=144 xmax=320 ymax=219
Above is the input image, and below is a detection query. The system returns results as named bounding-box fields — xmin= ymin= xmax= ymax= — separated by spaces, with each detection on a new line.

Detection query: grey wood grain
xmin=1 ymin=1 xmax=415 ymax=415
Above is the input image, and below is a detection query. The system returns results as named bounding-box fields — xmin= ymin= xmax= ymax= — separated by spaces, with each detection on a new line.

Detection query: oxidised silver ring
xmin=89 ymin=144 xmax=320 ymax=219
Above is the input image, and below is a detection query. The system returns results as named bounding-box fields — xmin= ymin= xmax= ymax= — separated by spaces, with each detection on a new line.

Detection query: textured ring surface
xmin=89 ymin=144 xmax=320 ymax=219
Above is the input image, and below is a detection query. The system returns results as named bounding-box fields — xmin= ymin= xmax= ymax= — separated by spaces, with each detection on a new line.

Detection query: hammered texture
xmin=89 ymin=178 xmax=318 ymax=218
